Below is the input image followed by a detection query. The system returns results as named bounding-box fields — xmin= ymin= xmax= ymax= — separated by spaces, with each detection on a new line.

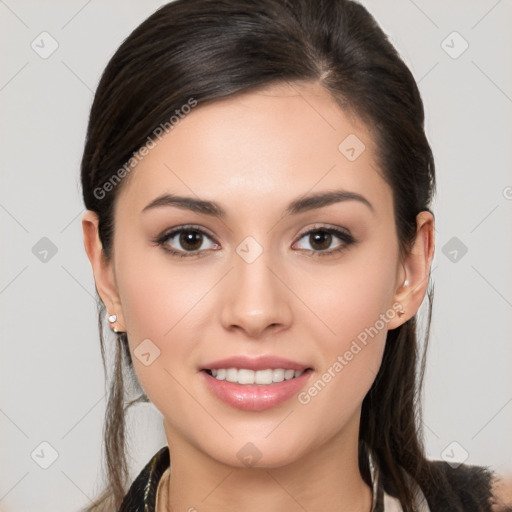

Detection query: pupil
xmin=311 ymin=232 xmax=331 ymax=251
xmin=180 ymin=230 xmax=202 ymax=251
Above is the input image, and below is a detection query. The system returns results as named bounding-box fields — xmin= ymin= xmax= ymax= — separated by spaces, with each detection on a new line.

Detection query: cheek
xmin=296 ymin=236 xmax=399 ymax=353
xmin=115 ymin=241 xmax=212 ymax=340
xmin=291 ymin=237 xmax=398 ymax=411
xmin=115 ymin=265 xmax=209 ymax=426
xmin=113 ymin=245 xmax=212 ymax=389
xmin=294 ymin=270 xmax=394 ymax=441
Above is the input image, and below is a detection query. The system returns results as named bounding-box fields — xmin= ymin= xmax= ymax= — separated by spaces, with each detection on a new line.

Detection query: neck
xmin=160 ymin=414 xmax=373 ymax=512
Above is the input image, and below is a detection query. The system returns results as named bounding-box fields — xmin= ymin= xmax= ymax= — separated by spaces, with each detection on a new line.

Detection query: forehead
xmin=115 ymin=81 xmax=391 ymax=219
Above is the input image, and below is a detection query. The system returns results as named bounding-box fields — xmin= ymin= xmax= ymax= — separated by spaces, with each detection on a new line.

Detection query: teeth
xmin=255 ymin=369 xmax=273 ymax=385
xmin=226 ymin=368 xmax=238 ymax=382
xmin=238 ymin=369 xmax=255 ymax=384
xmin=272 ymin=369 xmax=284 ymax=382
xmin=210 ymin=368 xmax=305 ymax=385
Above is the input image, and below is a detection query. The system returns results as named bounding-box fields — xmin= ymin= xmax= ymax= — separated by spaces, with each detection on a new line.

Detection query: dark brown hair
xmin=81 ymin=1 xmax=443 ymax=510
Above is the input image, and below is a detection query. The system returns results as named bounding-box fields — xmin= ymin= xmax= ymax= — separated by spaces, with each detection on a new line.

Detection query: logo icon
xmin=32 ymin=237 xmax=58 ymax=263
xmin=338 ymin=134 xmax=366 ymax=162
xmin=31 ymin=32 xmax=59 ymax=59
xmin=442 ymin=236 xmax=468 ymax=263
xmin=441 ymin=31 xmax=469 ymax=59
xmin=236 ymin=236 xmax=264 ymax=264
xmin=134 ymin=339 xmax=161 ymax=366
xmin=441 ymin=441 xmax=469 ymax=469
xmin=236 ymin=442 xmax=263 ymax=467
xmin=31 ymin=441 xmax=59 ymax=469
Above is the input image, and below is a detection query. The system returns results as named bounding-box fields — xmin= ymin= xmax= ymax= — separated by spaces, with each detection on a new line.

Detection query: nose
xmin=220 ymin=251 xmax=293 ymax=339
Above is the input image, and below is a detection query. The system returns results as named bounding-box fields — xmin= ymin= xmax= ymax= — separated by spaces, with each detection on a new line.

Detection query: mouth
xmin=200 ymin=356 xmax=313 ymax=411
xmin=203 ymin=367 xmax=311 ymax=385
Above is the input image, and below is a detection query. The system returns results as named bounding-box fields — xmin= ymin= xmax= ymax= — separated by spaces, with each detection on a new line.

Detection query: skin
xmin=83 ymin=81 xmax=435 ymax=512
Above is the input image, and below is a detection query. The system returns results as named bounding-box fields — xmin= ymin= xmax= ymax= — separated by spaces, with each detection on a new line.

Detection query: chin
xmin=194 ymin=429 xmax=319 ymax=470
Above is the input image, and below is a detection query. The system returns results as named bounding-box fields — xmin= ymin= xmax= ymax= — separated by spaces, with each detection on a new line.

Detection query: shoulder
xmin=420 ymin=460 xmax=512 ymax=512
xmin=490 ymin=473 xmax=512 ymax=512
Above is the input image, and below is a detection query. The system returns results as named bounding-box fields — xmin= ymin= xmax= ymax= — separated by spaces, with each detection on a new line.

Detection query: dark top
xmin=118 ymin=446 xmax=506 ymax=511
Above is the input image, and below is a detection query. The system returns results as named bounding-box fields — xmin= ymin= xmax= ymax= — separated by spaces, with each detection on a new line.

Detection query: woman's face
xmin=104 ymin=81 xmax=409 ymax=467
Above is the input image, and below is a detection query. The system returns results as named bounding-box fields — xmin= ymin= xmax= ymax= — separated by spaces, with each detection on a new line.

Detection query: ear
xmin=82 ymin=210 xmax=126 ymax=332
xmin=387 ymin=210 xmax=435 ymax=329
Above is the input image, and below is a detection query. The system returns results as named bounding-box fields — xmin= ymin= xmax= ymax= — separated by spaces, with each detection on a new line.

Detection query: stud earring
xmin=108 ymin=314 xmax=117 ymax=323
xmin=403 ymin=279 xmax=410 ymax=287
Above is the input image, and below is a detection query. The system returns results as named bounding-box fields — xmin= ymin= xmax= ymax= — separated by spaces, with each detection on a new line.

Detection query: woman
xmin=80 ymin=0 xmax=511 ymax=510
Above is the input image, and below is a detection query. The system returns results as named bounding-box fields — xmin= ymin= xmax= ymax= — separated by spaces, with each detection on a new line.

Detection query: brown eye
xmin=178 ymin=230 xmax=204 ymax=251
xmin=308 ymin=231 xmax=333 ymax=251
xmin=293 ymin=226 xmax=355 ymax=256
xmin=155 ymin=225 xmax=219 ymax=258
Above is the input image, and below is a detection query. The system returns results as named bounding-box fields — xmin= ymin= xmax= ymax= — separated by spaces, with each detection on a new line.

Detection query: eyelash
xmin=153 ymin=224 xmax=355 ymax=259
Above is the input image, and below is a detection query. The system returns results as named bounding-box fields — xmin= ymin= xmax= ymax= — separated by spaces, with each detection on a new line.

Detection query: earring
xmin=398 ymin=307 xmax=406 ymax=318
xmin=108 ymin=312 xmax=125 ymax=334
xmin=108 ymin=313 xmax=121 ymax=333
xmin=403 ymin=279 xmax=410 ymax=287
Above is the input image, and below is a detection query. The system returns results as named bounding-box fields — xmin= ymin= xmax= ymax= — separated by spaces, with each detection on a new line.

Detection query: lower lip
xmin=202 ymin=370 xmax=312 ymax=411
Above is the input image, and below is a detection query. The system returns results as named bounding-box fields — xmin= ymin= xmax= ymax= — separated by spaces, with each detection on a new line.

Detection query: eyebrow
xmin=141 ymin=190 xmax=374 ymax=217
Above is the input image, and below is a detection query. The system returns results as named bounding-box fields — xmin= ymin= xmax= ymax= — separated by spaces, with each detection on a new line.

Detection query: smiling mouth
xmin=203 ymin=368 xmax=312 ymax=385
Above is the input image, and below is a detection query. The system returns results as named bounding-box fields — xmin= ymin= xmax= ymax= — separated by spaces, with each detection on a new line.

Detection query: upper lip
xmin=201 ymin=355 xmax=311 ymax=372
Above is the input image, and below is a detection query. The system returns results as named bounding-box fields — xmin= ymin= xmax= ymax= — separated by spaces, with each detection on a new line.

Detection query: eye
xmin=293 ymin=225 xmax=355 ymax=256
xmin=154 ymin=224 xmax=355 ymax=259
xmin=155 ymin=225 xmax=219 ymax=258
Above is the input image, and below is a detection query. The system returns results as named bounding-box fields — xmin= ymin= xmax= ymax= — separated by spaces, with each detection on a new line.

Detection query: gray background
xmin=1 ymin=1 xmax=511 ymax=510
